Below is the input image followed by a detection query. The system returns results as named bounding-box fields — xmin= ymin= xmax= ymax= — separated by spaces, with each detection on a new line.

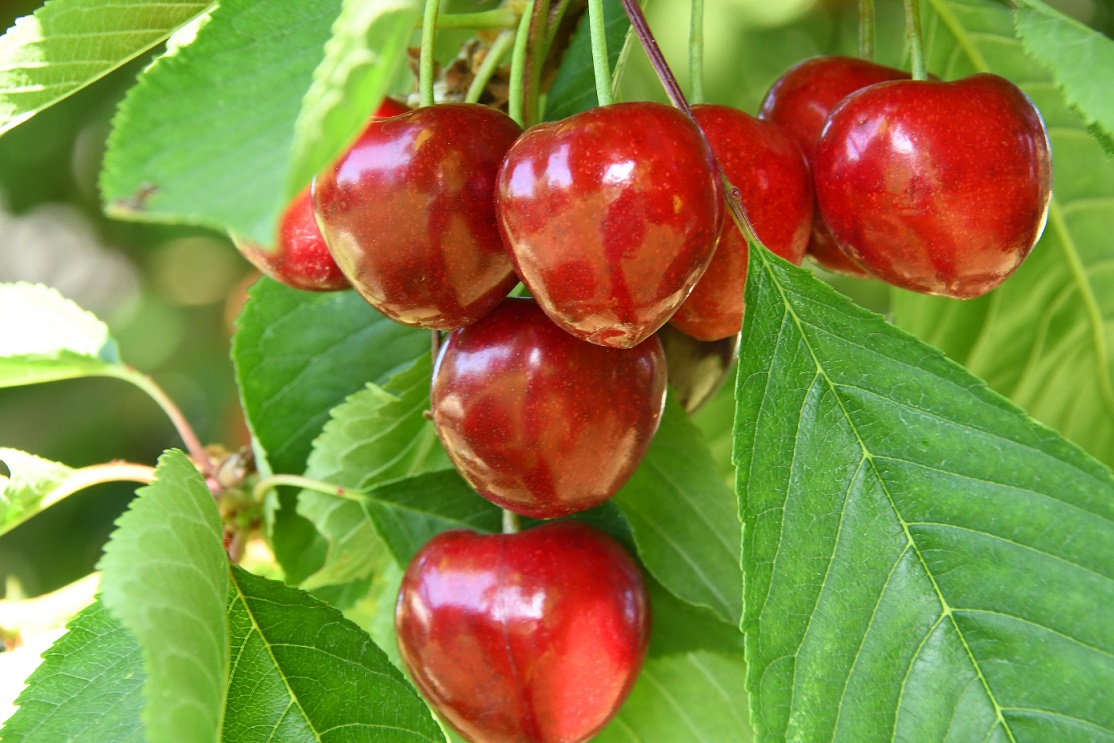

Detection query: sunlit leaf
xmin=0 ymin=448 xmax=74 ymax=537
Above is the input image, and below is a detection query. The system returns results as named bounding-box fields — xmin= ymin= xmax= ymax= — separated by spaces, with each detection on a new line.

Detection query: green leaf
xmin=614 ymin=398 xmax=743 ymax=625
xmin=96 ymin=450 xmax=229 ymax=743
xmin=223 ymin=565 xmax=446 ymax=743
xmin=596 ymin=651 xmax=750 ymax=743
xmin=1015 ymin=0 xmax=1114 ymax=157
xmin=893 ymin=0 xmax=1114 ymax=468
xmin=99 ymin=0 xmax=343 ymax=245
xmin=0 ymin=283 xmax=122 ymax=388
xmin=0 ymin=0 xmax=211 ymax=136
xmin=297 ymin=354 xmax=453 ymax=589
xmin=233 ymin=278 xmax=427 ymax=477
xmin=544 ymin=0 xmax=631 ymax=121
xmin=287 ymin=0 xmax=420 ymax=198
xmin=0 ymin=448 xmax=75 ymax=537
xmin=1 ymin=599 xmax=146 ymax=743
xmin=735 ymin=246 xmax=1114 ymax=741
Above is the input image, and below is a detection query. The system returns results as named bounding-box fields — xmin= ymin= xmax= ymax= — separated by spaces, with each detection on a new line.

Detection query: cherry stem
xmin=502 ymin=509 xmax=521 ymax=534
xmin=465 ymin=29 xmax=515 ymax=104
xmin=419 ymin=0 xmax=442 ymax=107
xmin=112 ymin=367 xmax=217 ymax=480
xmin=37 ymin=461 xmax=157 ymax=514
xmin=587 ymin=0 xmax=613 ymax=107
xmin=252 ymin=474 xmax=357 ymax=505
xmin=859 ymin=0 xmax=875 ymax=61
xmin=903 ymin=0 xmax=926 ymax=81
xmin=619 ymin=0 xmax=758 ymax=243
xmin=542 ymin=0 xmax=574 ymax=55
xmin=435 ymin=8 xmax=518 ymax=29
xmin=689 ymin=0 xmax=705 ymax=104
xmin=522 ymin=0 xmax=551 ymax=127
xmin=507 ymin=0 xmax=535 ymax=127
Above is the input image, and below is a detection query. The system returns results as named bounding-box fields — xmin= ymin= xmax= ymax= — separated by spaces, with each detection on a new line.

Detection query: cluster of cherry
xmin=233 ymin=53 xmax=1051 ymax=743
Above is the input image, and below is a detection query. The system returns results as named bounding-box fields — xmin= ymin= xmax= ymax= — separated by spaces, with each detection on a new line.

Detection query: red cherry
xmin=760 ymin=56 xmax=911 ymax=277
xmin=314 ymin=103 xmax=521 ymax=329
xmin=496 ymin=102 xmax=723 ymax=349
xmin=813 ymin=73 xmax=1052 ymax=298
xmin=395 ymin=521 xmax=651 ymax=743
xmin=231 ymin=98 xmax=410 ymax=292
xmin=669 ymin=104 xmax=812 ymax=341
xmin=431 ymin=298 xmax=666 ymax=519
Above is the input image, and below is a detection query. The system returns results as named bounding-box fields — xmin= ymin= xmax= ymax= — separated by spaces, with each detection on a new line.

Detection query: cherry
xmin=657 ymin=325 xmax=738 ymax=414
xmin=395 ymin=521 xmax=650 ymax=743
xmin=759 ymin=56 xmax=911 ymax=277
xmin=813 ymin=73 xmax=1052 ymax=298
xmin=669 ymin=104 xmax=812 ymax=341
xmin=431 ymin=297 xmax=666 ymax=519
xmin=230 ymin=98 xmax=410 ymax=292
xmin=314 ymin=103 xmax=521 ymax=329
xmin=496 ymin=101 xmax=723 ymax=349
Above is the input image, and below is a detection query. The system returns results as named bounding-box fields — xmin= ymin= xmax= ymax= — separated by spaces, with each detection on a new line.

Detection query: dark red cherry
xmin=670 ymin=104 xmax=812 ymax=341
xmin=395 ymin=521 xmax=651 ymax=743
xmin=760 ymin=56 xmax=911 ymax=277
xmin=314 ymin=103 xmax=521 ymax=329
xmin=813 ymin=74 xmax=1052 ymax=298
xmin=496 ymin=102 xmax=723 ymax=349
xmin=431 ymin=298 xmax=666 ymax=519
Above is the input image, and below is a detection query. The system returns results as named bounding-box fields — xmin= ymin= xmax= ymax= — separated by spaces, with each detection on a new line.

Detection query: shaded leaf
xmin=0 ymin=283 xmax=121 ymax=388
xmin=545 ymin=0 xmax=631 ymax=121
xmin=96 ymin=450 xmax=228 ymax=743
xmin=287 ymin=0 xmax=420 ymax=198
xmin=0 ymin=0 xmax=211 ymax=136
xmin=0 ymin=599 xmax=145 ymax=743
xmin=0 ymin=448 xmax=74 ymax=537
xmin=614 ymin=398 xmax=743 ymax=625
xmin=735 ymin=245 xmax=1114 ymax=741
xmin=1015 ymin=0 xmax=1114 ymax=156
xmin=894 ymin=0 xmax=1114 ymax=467
xmin=222 ymin=565 xmax=445 ymax=743
xmin=99 ymin=0 xmax=343 ymax=244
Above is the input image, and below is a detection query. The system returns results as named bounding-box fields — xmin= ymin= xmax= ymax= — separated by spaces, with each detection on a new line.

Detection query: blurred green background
xmin=0 ymin=0 xmax=1109 ymax=599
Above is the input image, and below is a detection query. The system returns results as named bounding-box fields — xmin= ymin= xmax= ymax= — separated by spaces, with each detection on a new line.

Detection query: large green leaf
xmin=735 ymin=246 xmax=1114 ymax=741
xmin=96 ymin=450 xmax=229 ymax=743
xmin=233 ymin=278 xmax=427 ymax=477
xmin=597 ymin=651 xmax=750 ymax=743
xmin=99 ymin=0 xmax=343 ymax=245
xmin=1015 ymin=0 xmax=1114 ymax=156
xmin=0 ymin=448 xmax=75 ymax=537
xmin=0 ymin=0 xmax=211 ymax=136
xmin=296 ymin=354 xmax=453 ymax=589
xmin=614 ymin=398 xmax=743 ymax=625
xmin=222 ymin=566 xmax=445 ymax=743
xmin=0 ymin=599 xmax=146 ymax=743
xmin=0 ymin=283 xmax=122 ymax=387
xmin=544 ymin=0 xmax=631 ymax=121
xmin=287 ymin=0 xmax=419 ymax=198
xmin=893 ymin=0 xmax=1114 ymax=468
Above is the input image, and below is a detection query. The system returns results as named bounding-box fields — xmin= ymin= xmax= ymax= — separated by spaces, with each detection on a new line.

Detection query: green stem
xmin=507 ymin=0 xmax=535 ymax=127
xmin=435 ymin=8 xmax=517 ymax=29
xmin=523 ymin=0 xmax=551 ymax=127
xmin=502 ymin=509 xmax=521 ymax=534
xmin=689 ymin=0 xmax=705 ymax=104
xmin=543 ymin=0 xmax=574 ymax=54
xmin=587 ymin=0 xmax=613 ymax=106
xmin=252 ymin=474 xmax=357 ymax=504
xmin=420 ymin=0 xmax=442 ymax=107
xmin=859 ymin=0 xmax=875 ymax=61
xmin=465 ymin=28 xmax=516 ymax=104
xmin=112 ymin=368 xmax=216 ymax=479
xmin=39 ymin=462 xmax=157 ymax=513
xmin=903 ymin=0 xmax=926 ymax=80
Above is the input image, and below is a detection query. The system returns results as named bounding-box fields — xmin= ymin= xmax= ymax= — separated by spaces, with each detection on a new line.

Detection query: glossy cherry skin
xmin=396 ymin=521 xmax=651 ymax=743
xmin=657 ymin=325 xmax=739 ymax=414
xmin=813 ymin=74 xmax=1052 ymax=298
xmin=314 ymin=103 xmax=521 ymax=329
xmin=496 ymin=102 xmax=723 ymax=349
xmin=670 ymin=104 xmax=811 ymax=341
xmin=431 ymin=298 xmax=666 ymax=518
xmin=760 ymin=56 xmax=911 ymax=277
